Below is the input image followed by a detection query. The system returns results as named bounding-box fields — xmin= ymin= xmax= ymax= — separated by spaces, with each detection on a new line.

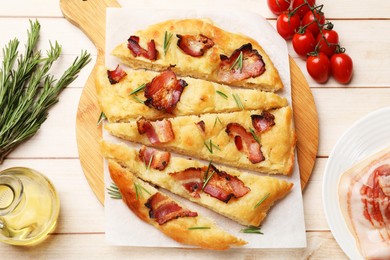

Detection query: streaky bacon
xmin=127 ymin=35 xmax=158 ymax=61
xmin=226 ymin=123 xmax=264 ymax=164
xmin=144 ymin=69 xmax=187 ymax=113
xmin=170 ymin=167 xmax=205 ymax=198
xmin=139 ymin=146 xmax=171 ymax=171
xmin=195 ymin=120 xmax=206 ymax=133
xmin=360 ymin=164 xmax=390 ymax=228
xmin=251 ymin=111 xmax=275 ymax=133
xmin=137 ymin=118 xmax=175 ymax=144
xmin=176 ymin=34 xmax=214 ymax=57
xmin=218 ymin=43 xmax=265 ymax=83
xmin=107 ymin=65 xmax=127 ymax=84
xmin=145 ymin=192 xmax=198 ymax=225
xmin=203 ymin=165 xmax=250 ymax=203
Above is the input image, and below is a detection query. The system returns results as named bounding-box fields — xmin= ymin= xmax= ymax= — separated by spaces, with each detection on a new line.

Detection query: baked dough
xmin=102 ymin=141 xmax=293 ymax=226
xmin=108 ymin=159 xmax=246 ymax=250
xmin=105 ymin=107 xmax=296 ymax=175
xmin=97 ymin=66 xmax=287 ymax=122
xmin=112 ymin=19 xmax=283 ymax=92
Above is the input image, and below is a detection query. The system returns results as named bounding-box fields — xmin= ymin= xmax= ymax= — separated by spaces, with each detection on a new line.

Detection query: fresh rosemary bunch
xmin=0 ymin=20 xmax=91 ymax=163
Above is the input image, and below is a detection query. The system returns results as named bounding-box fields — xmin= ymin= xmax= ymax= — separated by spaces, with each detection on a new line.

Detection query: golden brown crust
xmin=108 ymin=160 xmax=246 ymax=250
xmin=105 ymin=107 xmax=296 ymax=175
xmin=103 ymin=141 xmax=293 ymax=226
xmin=96 ymin=66 xmax=287 ymax=122
xmin=111 ymin=19 xmax=283 ymax=92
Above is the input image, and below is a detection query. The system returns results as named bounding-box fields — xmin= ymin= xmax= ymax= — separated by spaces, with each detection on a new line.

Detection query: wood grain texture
xmin=60 ymin=0 xmax=318 ymax=204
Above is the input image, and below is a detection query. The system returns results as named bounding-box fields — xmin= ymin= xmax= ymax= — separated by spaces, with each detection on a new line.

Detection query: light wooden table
xmin=0 ymin=0 xmax=389 ymax=258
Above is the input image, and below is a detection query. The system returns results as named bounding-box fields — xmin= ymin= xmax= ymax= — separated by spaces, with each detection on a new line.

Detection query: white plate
xmin=323 ymin=107 xmax=390 ymax=259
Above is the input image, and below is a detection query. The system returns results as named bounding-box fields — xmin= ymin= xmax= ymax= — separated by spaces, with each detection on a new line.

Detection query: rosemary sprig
xmin=163 ymin=31 xmax=173 ymax=56
xmin=129 ymin=83 xmax=146 ymax=95
xmin=240 ymin=226 xmax=263 ymax=234
xmin=97 ymin=112 xmax=106 ymax=126
xmin=204 ymin=139 xmax=220 ymax=154
xmin=254 ymin=193 xmax=270 ymax=209
xmin=229 ymin=51 xmax=243 ymax=72
xmin=202 ymin=160 xmax=214 ymax=190
xmin=188 ymin=226 xmax=211 ymax=230
xmin=146 ymin=154 xmax=154 ymax=173
xmin=216 ymin=90 xmax=228 ymax=99
xmin=131 ymin=95 xmax=145 ymax=104
xmin=0 ymin=20 xmax=91 ymax=163
xmin=134 ymin=183 xmax=151 ymax=200
xmin=232 ymin=93 xmax=244 ymax=110
xmin=249 ymin=127 xmax=260 ymax=144
xmin=107 ymin=183 xmax=122 ymax=199
xmin=213 ymin=116 xmax=222 ymax=127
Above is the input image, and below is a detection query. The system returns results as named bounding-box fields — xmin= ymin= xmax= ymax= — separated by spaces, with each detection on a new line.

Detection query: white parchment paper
xmin=104 ymin=4 xmax=306 ymax=249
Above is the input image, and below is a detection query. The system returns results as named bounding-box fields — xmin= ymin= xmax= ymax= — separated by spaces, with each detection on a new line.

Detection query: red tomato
xmin=267 ymin=0 xmax=291 ymax=15
xmin=306 ymin=52 xmax=330 ymax=83
xmin=292 ymin=0 xmax=316 ymax=17
xmin=316 ymin=29 xmax=339 ymax=58
xmin=276 ymin=12 xmax=301 ymax=40
xmin=302 ymin=10 xmax=325 ymax=36
xmin=330 ymin=53 xmax=353 ymax=84
xmin=292 ymin=29 xmax=315 ymax=57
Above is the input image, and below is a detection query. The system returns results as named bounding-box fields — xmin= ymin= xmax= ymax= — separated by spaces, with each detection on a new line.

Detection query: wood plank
xmin=0 ymin=232 xmax=347 ymax=259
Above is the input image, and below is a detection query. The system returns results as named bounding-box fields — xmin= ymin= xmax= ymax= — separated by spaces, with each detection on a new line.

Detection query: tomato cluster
xmin=268 ymin=0 xmax=353 ymax=84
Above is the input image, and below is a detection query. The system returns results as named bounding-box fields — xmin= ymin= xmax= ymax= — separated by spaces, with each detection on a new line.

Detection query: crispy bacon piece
xmin=107 ymin=65 xmax=127 ymax=84
xmin=360 ymin=164 xmax=390 ymax=228
xmin=218 ymin=43 xmax=265 ymax=83
xmin=195 ymin=120 xmax=206 ymax=133
xmin=145 ymin=192 xmax=198 ymax=225
xmin=144 ymin=69 xmax=187 ymax=113
xmin=127 ymin=35 xmax=158 ymax=61
xmin=170 ymin=165 xmax=250 ymax=202
xmin=251 ymin=111 xmax=275 ymax=133
xmin=139 ymin=146 xmax=171 ymax=170
xmin=137 ymin=118 xmax=175 ymax=144
xmin=176 ymin=34 xmax=214 ymax=57
xmin=226 ymin=123 xmax=264 ymax=164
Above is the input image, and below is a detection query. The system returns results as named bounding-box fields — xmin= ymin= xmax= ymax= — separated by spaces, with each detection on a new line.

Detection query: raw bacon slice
xmin=176 ymin=34 xmax=214 ymax=57
xmin=137 ymin=118 xmax=174 ymax=144
xmin=139 ymin=146 xmax=171 ymax=170
xmin=127 ymin=35 xmax=158 ymax=61
xmin=226 ymin=123 xmax=264 ymax=164
xmin=218 ymin=43 xmax=266 ymax=83
xmin=144 ymin=69 xmax=187 ymax=113
xmin=251 ymin=111 xmax=275 ymax=133
xmin=145 ymin=192 xmax=198 ymax=225
xmin=107 ymin=65 xmax=127 ymax=84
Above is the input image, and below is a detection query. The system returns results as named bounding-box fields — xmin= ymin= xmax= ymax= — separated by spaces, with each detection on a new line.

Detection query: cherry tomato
xmin=267 ymin=0 xmax=291 ymax=15
xmin=306 ymin=52 xmax=330 ymax=83
xmin=316 ymin=29 xmax=339 ymax=58
xmin=330 ymin=53 xmax=353 ymax=84
xmin=276 ymin=12 xmax=301 ymax=40
xmin=302 ymin=9 xmax=325 ymax=37
xmin=292 ymin=29 xmax=315 ymax=57
xmin=292 ymin=0 xmax=316 ymax=17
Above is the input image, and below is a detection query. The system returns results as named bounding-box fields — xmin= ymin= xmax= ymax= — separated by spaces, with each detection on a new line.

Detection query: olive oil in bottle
xmin=0 ymin=167 xmax=60 ymax=246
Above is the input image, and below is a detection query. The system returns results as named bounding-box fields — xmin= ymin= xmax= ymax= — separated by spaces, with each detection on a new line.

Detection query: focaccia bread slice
xmin=102 ymin=141 xmax=293 ymax=226
xmin=108 ymin=159 xmax=246 ymax=250
xmin=111 ymin=19 xmax=283 ymax=92
xmin=97 ymin=65 xmax=287 ymax=122
xmin=105 ymin=107 xmax=295 ymax=175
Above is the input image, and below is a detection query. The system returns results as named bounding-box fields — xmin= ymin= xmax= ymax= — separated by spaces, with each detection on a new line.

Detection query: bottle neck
xmin=0 ymin=174 xmax=24 ymax=217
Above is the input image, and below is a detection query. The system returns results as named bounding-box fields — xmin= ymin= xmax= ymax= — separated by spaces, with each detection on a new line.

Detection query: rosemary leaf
xmin=163 ymin=31 xmax=173 ymax=56
xmin=131 ymin=95 xmax=145 ymax=104
xmin=249 ymin=127 xmax=260 ymax=144
xmin=188 ymin=226 xmax=211 ymax=230
xmin=213 ymin=116 xmax=222 ymax=128
xmin=204 ymin=141 xmax=213 ymax=154
xmin=240 ymin=226 xmax=263 ymax=234
xmin=134 ymin=183 xmax=140 ymax=200
xmin=129 ymin=83 xmax=146 ymax=95
xmin=97 ymin=112 xmax=106 ymax=126
xmin=146 ymin=154 xmax=154 ymax=173
xmin=232 ymin=93 xmax=245 ymax=110
xmin=211 ymin=141 xmax=221 ymax=151
xmin=107 ymin=183 xmax=122 ymax=199
xmin=229 ymin=51 xmax=243 ymax=72
xmin=134 ymin=183 xmax=150 ymax=200
xmin=254 ymin=193 xmax=270 ymax=209
xmin=202 ymin=160 xmax=213 ymax=190
xmin=216 ymin=90 xmax=228 ymax=99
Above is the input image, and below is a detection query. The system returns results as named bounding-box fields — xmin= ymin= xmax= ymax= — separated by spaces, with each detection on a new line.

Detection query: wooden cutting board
xmin=60 ymin=0 xmax=318 ymax=205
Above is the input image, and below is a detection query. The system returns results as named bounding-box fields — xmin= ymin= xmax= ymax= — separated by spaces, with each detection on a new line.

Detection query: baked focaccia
xmin=102 ymin=141 xmax=293 ymax=226
xmin=98 ymin=65 xmax=287 ymax=122
xmin=111 ymin=19 xmax=283 ymax=92
xmin=105 ymin=107 xmax=295 ymax=175
xmin=108 ymin=159 xmax=246 ymax=250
